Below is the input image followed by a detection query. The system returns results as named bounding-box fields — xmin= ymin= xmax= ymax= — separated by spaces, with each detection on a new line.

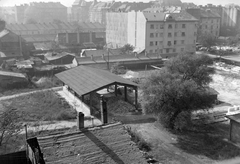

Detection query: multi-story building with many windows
xmin=186 ymin=8 xmax=221 ymax=37
xmin=106 ymin=11 xmax=198 ymax=55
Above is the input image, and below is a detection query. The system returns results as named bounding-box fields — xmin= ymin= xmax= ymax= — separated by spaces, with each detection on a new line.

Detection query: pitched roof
xmin=55 ymin=65 xmax=138 ymax=96
xmin=38 ymin=123 xmax=146 ymax=164
xmin=143 ymin=12 xmax=166 ymax=21
xmin=186 ymin=8 xmax=221 ymax=19
xmin=171 ymin=10 xmax=198 ymax=21
xmin=143 ymin=10 xmax=198 ymax=21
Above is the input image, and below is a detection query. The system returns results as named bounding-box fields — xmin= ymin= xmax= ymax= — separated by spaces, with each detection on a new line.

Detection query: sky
xmin=0 ymin=0 xmax=239 ymax=7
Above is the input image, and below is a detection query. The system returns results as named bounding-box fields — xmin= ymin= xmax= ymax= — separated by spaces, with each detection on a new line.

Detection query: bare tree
xmin=0 ymin=106 xmax=22 ymax=146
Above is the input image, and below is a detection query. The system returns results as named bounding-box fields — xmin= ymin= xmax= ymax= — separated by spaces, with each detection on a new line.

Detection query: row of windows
xmin=199 ymin=25 xmax=219 ymax=29
xmin=149 ymin=32 xmax=186 ymax=38
xmin=202 ymin=19 xmax=220 ymax=23
xmin=148 ymin=48 xmax=185 ymax=53
xmin=149 ymin=40 xmax=190 ymax=46
xmin=150 ymin=23 xmax=186 ymax=30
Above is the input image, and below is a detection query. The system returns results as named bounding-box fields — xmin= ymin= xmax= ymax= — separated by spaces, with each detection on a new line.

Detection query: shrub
xmin=55 ymin=110 xmax=77 ymax=121
xmin=125 ymin=126 xmax=151 ymax=152
xmin=110 ymin=62 xmax=127 ymax=75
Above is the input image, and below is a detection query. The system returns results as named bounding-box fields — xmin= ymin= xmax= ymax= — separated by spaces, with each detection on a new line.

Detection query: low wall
xmin=63 ymin=85 xmax=91 ymax=116
xmin=80 ymin=59 xmax=164 ymax=71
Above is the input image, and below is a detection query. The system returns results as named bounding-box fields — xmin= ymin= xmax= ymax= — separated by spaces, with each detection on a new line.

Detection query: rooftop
xmin=55 ymin=65 xmax=138 ymax=96
xmin=38 ymin=123 xmax=147 ymax=164
xmin=186 ymin=8 xmax=221 ymax=19
xmin=143 ymin=11 xmax=198 ymax=21
xmin=44 ymin=52 xmax=75 ymax=61
xmin=226 ymin=113 xmax=240 ymax=123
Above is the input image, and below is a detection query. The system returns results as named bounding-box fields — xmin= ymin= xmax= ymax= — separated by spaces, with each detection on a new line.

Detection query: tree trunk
xmin=169 ymin=110 xmax=181 ymax=129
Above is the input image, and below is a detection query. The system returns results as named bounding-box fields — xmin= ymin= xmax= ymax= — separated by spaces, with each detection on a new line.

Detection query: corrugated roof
xmin=143 ymin=12 xmax=166 ymax=21
xmin=0 ymin=29 xmax=9 ymax=38
xmin=38 ymin=123 xmax=147 ymax=164
xmin=226 ymin=113 xmax=240 ymax=123
xmin=55 ymin=65 xmax=138 ymax=96
xmin=45 ymin=52 xmax=75 ymax=61
xmin=83 ymin=49 xmax=122 ymax=57
xmin=186 ymin=8 xmax=220 ymax=19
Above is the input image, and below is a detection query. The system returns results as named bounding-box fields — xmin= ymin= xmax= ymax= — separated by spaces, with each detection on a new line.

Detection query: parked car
xmin=199 ymin=47 xmax=208 ymax=51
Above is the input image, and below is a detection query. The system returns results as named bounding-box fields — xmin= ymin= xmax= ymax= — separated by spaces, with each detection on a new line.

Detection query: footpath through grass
xmin=2 ymin=90 xmax=76 ymax=122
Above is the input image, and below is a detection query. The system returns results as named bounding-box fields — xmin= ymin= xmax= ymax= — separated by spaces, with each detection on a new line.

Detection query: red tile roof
xmin=55 ymin=65 xmax=138 ymax=96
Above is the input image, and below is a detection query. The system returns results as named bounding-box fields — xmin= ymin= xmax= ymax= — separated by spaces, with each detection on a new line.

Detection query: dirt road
xmin=129 ymin=123 xmax=213 ymax=164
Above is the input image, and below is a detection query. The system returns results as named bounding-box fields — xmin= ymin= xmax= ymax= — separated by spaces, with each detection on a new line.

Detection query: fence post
xmin=77 ymin=112 xmax=84 ymax=130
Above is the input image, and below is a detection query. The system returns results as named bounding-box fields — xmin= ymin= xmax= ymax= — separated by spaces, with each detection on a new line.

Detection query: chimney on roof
xmin=91 ymin=55 xmax=93 ymax=60
xmin=102 ymin=54 xmax=105 ymax=59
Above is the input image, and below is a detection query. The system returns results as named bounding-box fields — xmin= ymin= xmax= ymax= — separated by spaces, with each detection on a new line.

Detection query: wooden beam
xmin=230 ymin=121 xmax=232 ymax=141
xmin=135 ymin=88 xmax=138 ymax=111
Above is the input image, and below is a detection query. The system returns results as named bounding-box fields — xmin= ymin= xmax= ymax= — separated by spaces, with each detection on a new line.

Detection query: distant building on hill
xmin=24 ymin=2 xmax=67 ymax=23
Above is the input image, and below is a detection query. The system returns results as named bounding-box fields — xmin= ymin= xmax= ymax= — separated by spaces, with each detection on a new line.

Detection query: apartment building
xmin=106 ymin=11 xmax=198 ymax=55
xmin=186 ymin=8 xmax=221 ymax=37
xmin=222 ymin=4 xmax=240 ymax=28
xmin=24 ymin=2 xmax=68 ymax=23
xmin=71 ymin=0 xmax=92 ymax=22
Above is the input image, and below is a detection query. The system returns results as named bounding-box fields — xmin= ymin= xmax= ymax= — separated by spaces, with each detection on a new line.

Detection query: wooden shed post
xmin=100 ymin=95 xmax=108 ymax=124
xmin=90 ymin=92 xmax=93 ymax=115
xmin=115 ymin=84 xmax=117 ymax=96
xmin=77 ymin=112 xmax=84 ymax=130
xmin=135 ymin=87 xmax=138 ymax=111
xmin=124 ymin=86 xmax=127 ymax=101
xmin=230 ymin=120 xmax=232 ymax=141
xmin=81 ymin=95 xmax=85 ymax=103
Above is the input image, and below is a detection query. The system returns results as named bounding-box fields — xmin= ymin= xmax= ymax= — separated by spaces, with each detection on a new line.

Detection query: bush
xmin=125 ymin=126 xmax=151 ymax=152
xmin=174 ymin=111 xmax=192 ymax=131
xmin=55 ymin=110 xmax=76 ymax=121
xmin=110 ymin=62 xmax=127 ymax=75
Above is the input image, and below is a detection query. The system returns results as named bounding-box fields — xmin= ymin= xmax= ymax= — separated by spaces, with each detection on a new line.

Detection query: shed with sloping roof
xmin=55 ymin=65 xmax=139 ymax=114
xmin=226 ymin=113 xmax=240 ymax=143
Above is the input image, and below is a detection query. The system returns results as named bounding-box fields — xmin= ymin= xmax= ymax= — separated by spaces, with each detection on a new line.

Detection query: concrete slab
xmin=57 ymin=90 xmax=91 ymax=116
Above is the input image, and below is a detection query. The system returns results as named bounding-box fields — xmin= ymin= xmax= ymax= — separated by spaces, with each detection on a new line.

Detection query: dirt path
xmin=0 ymin=87 xmax=62 ymax=101
xmin=129 ymin=123 xmax=212 ymax=164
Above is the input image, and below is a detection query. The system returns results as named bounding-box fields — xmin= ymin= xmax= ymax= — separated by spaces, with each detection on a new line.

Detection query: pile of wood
xmin=107 ymin=96 xmax=135 ymax=114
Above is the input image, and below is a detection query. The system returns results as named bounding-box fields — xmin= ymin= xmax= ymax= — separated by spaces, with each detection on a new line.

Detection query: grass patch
xmin=2 ymin=91 xmax=76 ymax=122
xmin=0 ymin=76 xmax=62 ymax=97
